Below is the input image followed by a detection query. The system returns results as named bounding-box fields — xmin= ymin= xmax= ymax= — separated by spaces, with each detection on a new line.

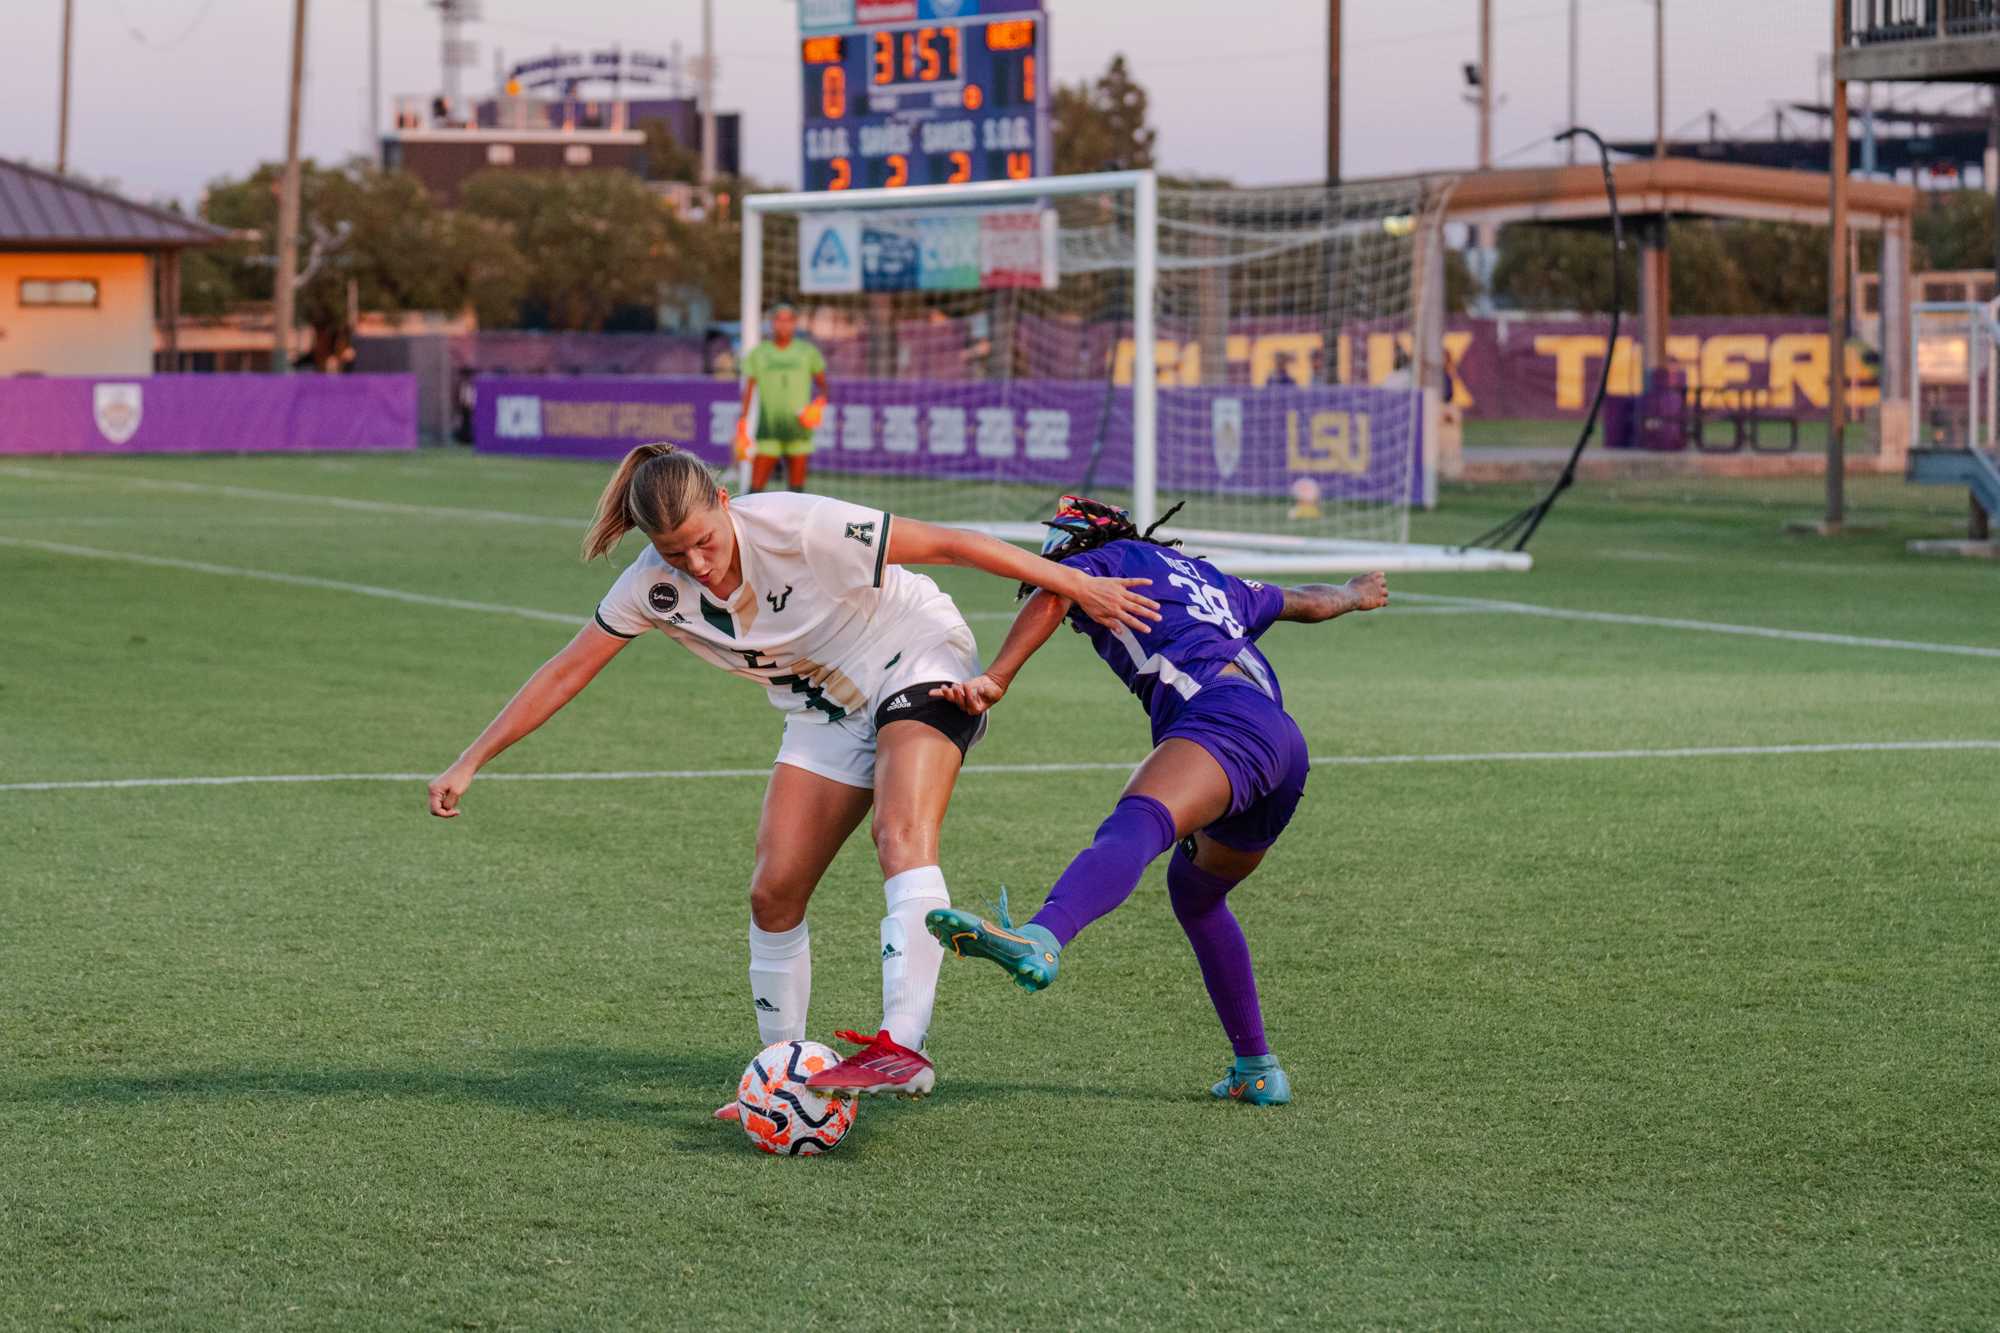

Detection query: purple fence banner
xmin=1443 ymin=317 xmax=1880 ymax=420
xmin=0 ymin=375 xmax=419 ymax=456
xmin=474 ymin=376 xmax=1423 ymax=504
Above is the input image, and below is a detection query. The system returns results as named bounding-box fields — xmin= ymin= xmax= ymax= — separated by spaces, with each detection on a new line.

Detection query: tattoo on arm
xmin=1279 ymin=584 xmax=1344 ymax=624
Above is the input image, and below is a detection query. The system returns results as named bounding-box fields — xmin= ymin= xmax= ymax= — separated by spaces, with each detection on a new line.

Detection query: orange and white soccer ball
xmin=735 ymin=1040 xmax=857 ymax=1156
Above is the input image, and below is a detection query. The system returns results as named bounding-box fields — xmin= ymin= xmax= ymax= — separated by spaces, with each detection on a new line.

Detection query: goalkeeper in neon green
xmin=734 ymin=303 xmax=829 ymax=494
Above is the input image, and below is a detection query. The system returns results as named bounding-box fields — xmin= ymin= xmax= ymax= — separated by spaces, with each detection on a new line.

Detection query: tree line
xmin=181 ymin=51 xmax=1995 ymax=354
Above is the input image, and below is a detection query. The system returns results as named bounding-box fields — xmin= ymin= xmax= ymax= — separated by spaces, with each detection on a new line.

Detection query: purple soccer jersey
xmin=1059 ymin=540 xmax=1287 ymax=738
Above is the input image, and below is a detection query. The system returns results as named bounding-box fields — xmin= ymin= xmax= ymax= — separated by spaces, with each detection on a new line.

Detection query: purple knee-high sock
xmin=1029 ymin=795 xmax=1179 ymax=946
xmin=1167 ymin=847 xmax=1269 ymax=1058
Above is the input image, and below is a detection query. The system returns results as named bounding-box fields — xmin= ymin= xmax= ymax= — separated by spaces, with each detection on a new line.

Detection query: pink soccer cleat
xmin=803 ymin=1028 xmax=935 ymax=1098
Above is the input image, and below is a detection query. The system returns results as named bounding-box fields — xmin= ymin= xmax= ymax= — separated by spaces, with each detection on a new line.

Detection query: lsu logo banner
xmin=1211 ymin=397 xmax=1243 ymax=480
xmin=92 ymin=383 xmax=143 ymax=445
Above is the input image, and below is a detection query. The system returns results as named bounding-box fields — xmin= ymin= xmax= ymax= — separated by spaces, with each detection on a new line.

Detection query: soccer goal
xmin=742 ymin=169 xmax=1526 ymax=573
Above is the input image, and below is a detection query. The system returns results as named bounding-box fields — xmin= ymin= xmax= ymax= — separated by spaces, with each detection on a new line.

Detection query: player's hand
xmin=732 ymin=418 xmax=754 ymax=462
xmin=797 ymin=396 xmax=827 ymax=430
xmin=428 ymin=762 xmax=477 ymax=818
xmin=929 ymin=673 xmax=1008 ymax=716
xmin=1343 ymin=571 xmax=1389 ymax=613
xmin=1074 ymin=576 xmax=1160 ymax=634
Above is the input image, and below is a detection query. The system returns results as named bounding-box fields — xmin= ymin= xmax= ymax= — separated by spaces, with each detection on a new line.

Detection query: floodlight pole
xmin=273 ymin=0 xmax=308 ymax=374
xmin=1653 ymin=0 xmax=1665 ymax=160
xmin=1567 ymin=0 xmax=1579 ymax=164
xmin=1477 ymin=0 xmax=1492 ymax=170
xmin=701 ymin=0 xmax=717 ymax=187
xmin=1326 ymin=0 xmax=1341 ymax=184
xmin=57 ymin=0 xmax=74 ymax=173
xmin=369 ymin=0 xmax=381 ymax=154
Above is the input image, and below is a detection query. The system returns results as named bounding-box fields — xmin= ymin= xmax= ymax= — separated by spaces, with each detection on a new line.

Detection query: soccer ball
xmin=735 ymin=1040 xmax=857 ymax=1156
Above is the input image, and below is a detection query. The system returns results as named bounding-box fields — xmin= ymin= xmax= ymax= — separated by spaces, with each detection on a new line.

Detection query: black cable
xmin=1461 ymin=125 xmax=1623 ymax=554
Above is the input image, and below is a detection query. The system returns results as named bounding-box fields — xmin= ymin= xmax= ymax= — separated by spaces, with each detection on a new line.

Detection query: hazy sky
xmin=2 ymin=0 xmax=1851 ymax=208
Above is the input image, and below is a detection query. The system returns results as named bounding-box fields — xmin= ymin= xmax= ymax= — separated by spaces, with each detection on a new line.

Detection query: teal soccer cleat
xmin=925 ymin=888 xmax=1062 ymax=993
xmin=1212 ymin=1056 xmax=1291 ymax=1106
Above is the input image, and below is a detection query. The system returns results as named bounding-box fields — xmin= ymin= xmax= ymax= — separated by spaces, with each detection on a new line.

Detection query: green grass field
xmin=3 ymin=451 xmax=1997 ymax=1330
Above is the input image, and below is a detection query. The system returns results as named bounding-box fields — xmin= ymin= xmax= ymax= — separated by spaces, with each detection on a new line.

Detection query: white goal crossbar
xmin=742 ymin=170 xmax=1528 ymax=574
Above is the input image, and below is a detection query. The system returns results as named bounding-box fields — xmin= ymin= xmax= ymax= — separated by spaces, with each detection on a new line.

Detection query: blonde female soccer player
xmin=426 ymin=444 xmax=1159 ymax=1101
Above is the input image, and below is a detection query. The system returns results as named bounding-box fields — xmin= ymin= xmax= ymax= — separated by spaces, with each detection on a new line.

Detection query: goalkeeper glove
xmin=797 ymin=396 xmax=828 ymax=430
xmin=733 ymin=417 xmax=754 ymax=462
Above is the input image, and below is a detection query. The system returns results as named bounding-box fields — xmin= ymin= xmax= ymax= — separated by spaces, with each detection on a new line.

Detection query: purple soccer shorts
xmin=1157 ymin=680 xmax=1311 ymax=852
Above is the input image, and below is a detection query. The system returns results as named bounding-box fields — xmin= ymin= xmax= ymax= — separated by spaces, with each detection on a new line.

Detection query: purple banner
xmin=1442 ymin=317 xmax=1881 ymax=420
xmin=474 ymin=376 xmax=1422 ymax=504
xmin=0 ymin=375 xmax=418 ymax=456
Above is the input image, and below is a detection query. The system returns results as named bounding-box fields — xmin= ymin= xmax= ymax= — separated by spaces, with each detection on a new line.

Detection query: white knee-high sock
xmin=880 ymin=865 xmax=949 ymax=1051
xmin=748 ymin=920 xmax=810 ymax=1045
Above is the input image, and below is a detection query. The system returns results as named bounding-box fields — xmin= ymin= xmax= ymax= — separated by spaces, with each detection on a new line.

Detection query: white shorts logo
xmin=93 ymin=383 xmax=143 ymax=444
xmin=496 ymin=395 xmax=543 ymax=439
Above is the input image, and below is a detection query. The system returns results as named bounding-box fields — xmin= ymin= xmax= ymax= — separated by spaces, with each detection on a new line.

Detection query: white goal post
xmin=741 ymin=169 xmax=1527 ymax=574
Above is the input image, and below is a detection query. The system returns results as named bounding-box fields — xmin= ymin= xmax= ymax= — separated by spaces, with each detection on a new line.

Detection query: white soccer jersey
xmin=593 ymin=492 xmax=971 ymax=723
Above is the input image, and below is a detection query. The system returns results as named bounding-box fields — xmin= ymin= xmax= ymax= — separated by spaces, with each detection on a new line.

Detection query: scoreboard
xmin=798 ymin=0 xmax=1050 ymax=192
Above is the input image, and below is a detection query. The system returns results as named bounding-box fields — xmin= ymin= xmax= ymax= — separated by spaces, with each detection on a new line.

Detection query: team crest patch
xmin=844 ymin=520 xmax=876 ymax=546
xmin=93 ymin=383 xmax=144 ymax=445
xmin=647 ymin=582 xmax=679 ymax=614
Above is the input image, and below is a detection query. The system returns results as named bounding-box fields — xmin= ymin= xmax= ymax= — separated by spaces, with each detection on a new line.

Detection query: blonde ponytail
xmin=582 ymin=443 xmax=722 ymax=560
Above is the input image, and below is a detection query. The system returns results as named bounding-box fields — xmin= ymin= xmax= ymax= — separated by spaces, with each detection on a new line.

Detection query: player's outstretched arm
xmin=427 ymin=623 xmax=630 ymax=818
xmin=1277 ymin=571 xmax=1389 ymax=624
xmin=884 ymin=517 xmax=1160 ymax=633
xmin=930 ymin=589 xmax=1069 ymax=717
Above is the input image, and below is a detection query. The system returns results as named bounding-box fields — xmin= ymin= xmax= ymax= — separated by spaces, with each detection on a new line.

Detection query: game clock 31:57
xmin=798 ymin=7 xmax=1049 ymax=193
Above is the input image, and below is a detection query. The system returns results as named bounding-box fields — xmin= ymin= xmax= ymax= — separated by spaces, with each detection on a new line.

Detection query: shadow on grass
xmin=7 ymin=1048 xmax=1187 ymax=1130
xmin=10 ymin=1046 xmax=743 ymax=1137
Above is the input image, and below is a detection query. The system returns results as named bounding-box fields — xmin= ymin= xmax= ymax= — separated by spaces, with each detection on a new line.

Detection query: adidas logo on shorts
xmin=885 ymin=693 xmax=912 ymax=711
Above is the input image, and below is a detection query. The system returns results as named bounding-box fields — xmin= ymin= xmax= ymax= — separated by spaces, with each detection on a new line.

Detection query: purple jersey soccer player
xmin=925 ymin=496 xmax=1388 ymax=1105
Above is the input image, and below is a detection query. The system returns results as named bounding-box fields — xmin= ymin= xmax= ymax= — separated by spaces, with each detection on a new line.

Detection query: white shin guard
xmin=879 ymin=865 xmax=949 ymax=1051
xmin=747 ymin=920 xmax=810 ymax=1045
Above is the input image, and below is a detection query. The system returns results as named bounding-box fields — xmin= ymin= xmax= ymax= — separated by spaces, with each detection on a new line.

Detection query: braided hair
xmin=1017 ymin=495 xmax=1187 ymax=599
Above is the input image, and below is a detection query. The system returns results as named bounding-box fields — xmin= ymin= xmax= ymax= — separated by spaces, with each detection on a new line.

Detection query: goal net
xmin=742 ymin=170 xmax=1524 ymax=573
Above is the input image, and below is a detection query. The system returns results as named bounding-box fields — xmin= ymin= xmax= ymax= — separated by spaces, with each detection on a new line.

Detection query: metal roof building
xmin=0 ymin=157 xmax=230 ymax=375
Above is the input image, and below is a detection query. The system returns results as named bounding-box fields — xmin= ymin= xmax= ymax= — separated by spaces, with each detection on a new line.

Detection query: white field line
xmin=0 ymin=463 xmax=577 ymax=529
xmin=0 ymin=536 xmax=581 ymax=627
xmin=1399 ymin=592 xmax=2000 ymax=659
xmin=6 ymin=476 xmax=1995 ymax=657
xmin=5 ymin=740 xmax=1998 ymax=794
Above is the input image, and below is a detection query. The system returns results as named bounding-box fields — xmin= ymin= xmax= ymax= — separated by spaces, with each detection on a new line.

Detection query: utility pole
xmin=368 ymin=0 xmax=380 ymax=154
xmin=701 ymin=0 xmax=717 ymax=188
xmin=1326 ymin=0 xmax=1342 ymax=183
xmin=1566 ymin=0 xmax=1579 ymax=162
xmin=57 ymin=0 xmax=74 ymax=172
xmin=1477 ymin=0 xmax=1493 ymax=170
xmin=273 ymin=0 xmax=308 ymax=374
xmin=1654 ymin=0 xmax=1666 ymax=159
xmin=1825 ymin=0 xmax=1850 ymax=531
xmin=1990 ymin=86 xmax=2000 ymax=282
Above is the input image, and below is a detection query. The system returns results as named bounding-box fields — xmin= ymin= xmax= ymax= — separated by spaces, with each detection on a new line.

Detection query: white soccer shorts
xmin=772 ymin=630 xmax=986 ymax=790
